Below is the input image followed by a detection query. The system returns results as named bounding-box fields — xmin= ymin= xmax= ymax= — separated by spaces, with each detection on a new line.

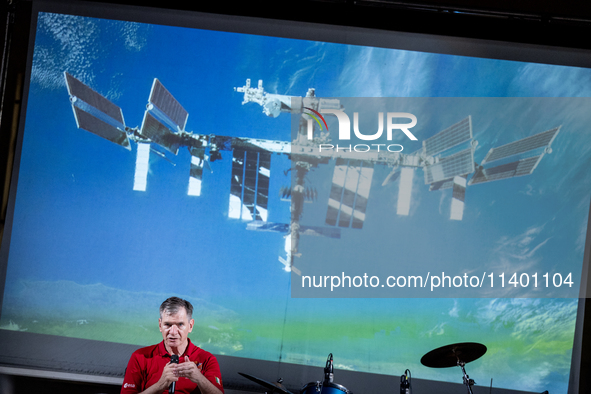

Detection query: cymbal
xmin=420 ymin=342 xmax=487 ymax=368
xmin=238 ymin=372 xmax=295 ymax=394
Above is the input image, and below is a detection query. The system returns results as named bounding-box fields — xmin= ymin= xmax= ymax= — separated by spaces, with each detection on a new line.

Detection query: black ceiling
xmin=48 ymin=0 xmax=591 ymax=50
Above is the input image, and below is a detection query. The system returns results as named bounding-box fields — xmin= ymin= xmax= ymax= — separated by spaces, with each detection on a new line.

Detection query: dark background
xmin=0 ymin=0 xmax=590 ymax=392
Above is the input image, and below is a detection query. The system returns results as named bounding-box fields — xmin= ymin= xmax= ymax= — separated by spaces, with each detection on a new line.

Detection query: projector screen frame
xmin=0 ymin=1 xmax=590 ymax=393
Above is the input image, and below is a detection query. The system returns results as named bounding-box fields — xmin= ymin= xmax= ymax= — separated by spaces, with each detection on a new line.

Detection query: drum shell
xmin=300 ymin=381 xmax=349 ymax=394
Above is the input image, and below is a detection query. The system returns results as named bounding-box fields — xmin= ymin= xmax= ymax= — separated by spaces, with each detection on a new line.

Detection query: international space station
xmin=64 ymin=72 xmax=560 ymax=275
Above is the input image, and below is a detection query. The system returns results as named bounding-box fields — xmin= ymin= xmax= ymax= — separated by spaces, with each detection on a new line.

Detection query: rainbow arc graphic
xmin=304 ymin=107 xmax=328 ymax=131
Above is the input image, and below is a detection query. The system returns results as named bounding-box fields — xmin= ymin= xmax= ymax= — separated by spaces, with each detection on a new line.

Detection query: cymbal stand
xmin=458 ymin=360 xmax=475 ymax=394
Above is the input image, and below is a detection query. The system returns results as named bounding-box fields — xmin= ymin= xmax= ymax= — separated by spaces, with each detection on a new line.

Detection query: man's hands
xmin=174 ymin=356 xmax=223 ymax=394
xmin=141 ymin=357 xmax=222 ymax=394
xmin=138 ymin=362 xmax=179 ymax=394
xmin=157 ymin=362 xmax=179 ymax=391
xmin=174 ymin=356 xmax=201 ymax=382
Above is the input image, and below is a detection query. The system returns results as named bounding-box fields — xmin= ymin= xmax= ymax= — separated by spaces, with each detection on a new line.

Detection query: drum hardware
xmin=324 ymin=353 xmax=334 ymax=383
xmin=237 ymin=372 xmax=295 ymax=394
xmin=420 ymin=342 xmax=487 ymax=394
xmin=238 ymin=353 xmax=350 ymax=394
xmin=301 ymin=353 xmax=350 ymax=394
xmin=458 ymin=360 xmax=475 ymax=394
xmin=300 ymin=381 xmax=350 ymax=394
xmin=400 ymin=369 xmax=411 ymax=394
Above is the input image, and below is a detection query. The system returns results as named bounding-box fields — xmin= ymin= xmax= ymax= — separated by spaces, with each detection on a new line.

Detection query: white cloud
xmin=31 ymin=13 xmax=149 ymax=95
xmin=424 ymin=322 xmax=446 ymax=337
xmin=475 ymin=298 xmax=577 ymax=338
xmin=448 ymin=300 xmax=459 ymax=317
xmin=32 ymin=13 xmax=100 ymax=90
xmin=510 ymin=63 xmax=591 ymax=97
xmin=337 ymin=47 xmax=437 ymax=97
xmin=122 ymin=22 xmax=148 ymax=52
xmin=492 ymin=225 xmax=550 ymax=269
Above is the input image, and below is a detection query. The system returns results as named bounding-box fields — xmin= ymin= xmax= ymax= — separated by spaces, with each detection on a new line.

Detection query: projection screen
xmin=1 ymin=1 xmax=591 ymax=393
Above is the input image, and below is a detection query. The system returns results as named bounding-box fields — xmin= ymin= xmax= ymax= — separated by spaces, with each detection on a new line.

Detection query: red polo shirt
xmin=121 ymin=339 xmax=224 ymax=393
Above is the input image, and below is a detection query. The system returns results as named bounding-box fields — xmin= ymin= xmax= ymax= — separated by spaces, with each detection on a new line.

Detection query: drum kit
xmin=238 ymin=343 xmax=487 ymax=394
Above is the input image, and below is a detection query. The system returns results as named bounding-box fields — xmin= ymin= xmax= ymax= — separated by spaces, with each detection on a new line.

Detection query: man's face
xmin=159 ymin=307 xmax=194 ymax=351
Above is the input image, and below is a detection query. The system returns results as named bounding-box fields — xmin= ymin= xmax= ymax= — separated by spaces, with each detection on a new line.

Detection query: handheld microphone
xmin=324 ymin=353 xmax=334 ymax=383
xmin=170 ymin=355 xmax=179 ymax=394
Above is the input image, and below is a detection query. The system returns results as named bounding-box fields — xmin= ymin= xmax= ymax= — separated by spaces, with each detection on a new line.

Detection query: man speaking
xmin=121 ymin=297 xmax=224 ymax=394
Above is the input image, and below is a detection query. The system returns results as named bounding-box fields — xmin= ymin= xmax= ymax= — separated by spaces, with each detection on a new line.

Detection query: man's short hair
xmin=160 ymin=297 xmax=194 ymax=320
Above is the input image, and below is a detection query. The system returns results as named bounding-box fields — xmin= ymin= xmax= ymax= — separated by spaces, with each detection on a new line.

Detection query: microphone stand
xmin=324 ymin=353 xmax=334 ymax=384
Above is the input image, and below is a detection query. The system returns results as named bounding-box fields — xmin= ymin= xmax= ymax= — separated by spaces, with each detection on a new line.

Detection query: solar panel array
xmin=149 ymin=79 xmax=189 ymax=131
xmin=65 ymin=72 xmax=129 ymax=149
xmin=423 ymin=116 xmax=472 ymax=156
xmin=73 ymin=106 xmax=130 ymax=148
xmin=482 ymin=127 xmax=559 ymax=164
xmin=325 ymin=158 xmax=374 ymax=229
xmin=140 ymin=111 xmax=181 ymax=155
xmin=424 ymin=148 xmax=474 ymax=184
xmin=65 ymin=72 xmax=125 ymax=125
xmin=470 ymin=155 xmax=542 ymax=185
xmin=428 ymin=178 xmax=455 ymax=191
xmin=229 ymin=150 xmax=271 ymax=221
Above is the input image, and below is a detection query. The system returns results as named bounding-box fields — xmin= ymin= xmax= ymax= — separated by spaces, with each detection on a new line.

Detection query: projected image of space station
xmin=2 ymin=10 xmax=591 ymax=394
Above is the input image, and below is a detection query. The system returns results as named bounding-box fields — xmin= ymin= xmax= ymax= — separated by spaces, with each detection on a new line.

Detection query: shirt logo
xmin=124 ymin=383 xmax=136 ymax=388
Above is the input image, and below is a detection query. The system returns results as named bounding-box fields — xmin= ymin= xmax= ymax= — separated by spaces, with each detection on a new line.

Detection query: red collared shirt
xmin=121 ymin=339 xmax=224 ymax=394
